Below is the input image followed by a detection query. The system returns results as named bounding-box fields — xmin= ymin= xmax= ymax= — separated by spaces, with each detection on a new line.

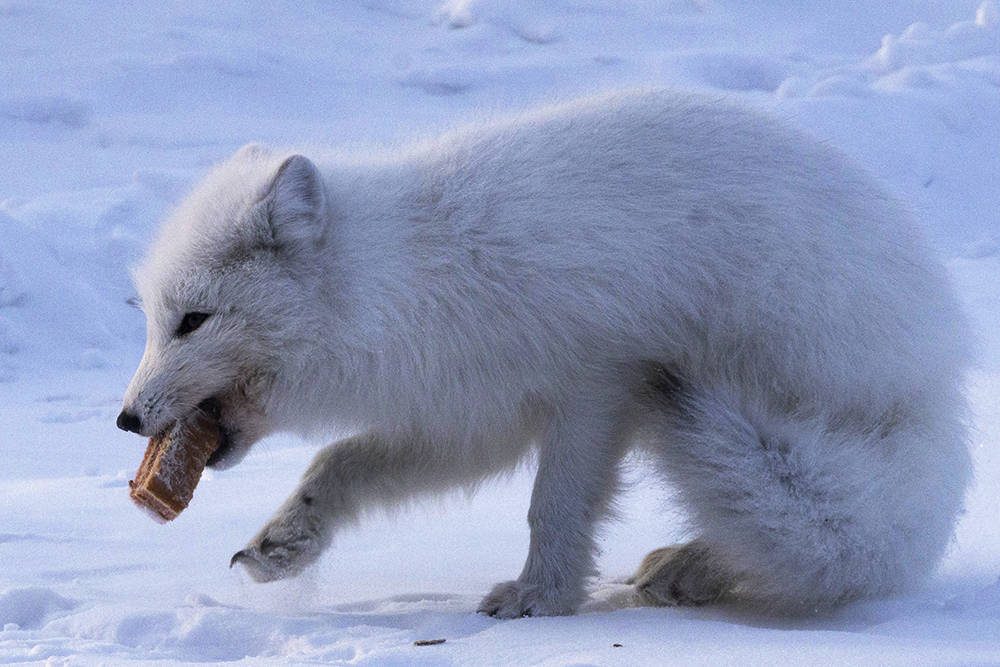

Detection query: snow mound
xmin=32 ymin=593 xmax=491 ymax=663
xmin=870 ymin=1 xmax=999 ymax=73
xmin=777 ymin=1 xmax=1000 ymax=99
xmin=435 ymin=0 xmax=476 ymax=29
xmin=0 ymin=184 xmax=167 ymax=377
xmin=769 ymin=1 xmax=1000 ymax=256
xmin=0 ymin=588 xmax=76 ymax=630
xmin=683 ymin=53 xmax=791 ymax=92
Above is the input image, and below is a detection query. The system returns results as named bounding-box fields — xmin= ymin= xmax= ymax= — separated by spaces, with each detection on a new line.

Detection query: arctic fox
xmin=118 ymin=90 xmax=972 ymax=617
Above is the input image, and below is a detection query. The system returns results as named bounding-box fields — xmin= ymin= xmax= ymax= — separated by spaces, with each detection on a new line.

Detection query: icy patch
xmin=0 ymin=96 xmax=92 ymax=129
xmin=0 ymin=588 xmax=76 ymax=630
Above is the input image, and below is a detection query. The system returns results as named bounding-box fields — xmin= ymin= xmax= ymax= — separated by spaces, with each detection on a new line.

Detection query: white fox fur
xmin=121 ymin=90 xmax=972 ymax=617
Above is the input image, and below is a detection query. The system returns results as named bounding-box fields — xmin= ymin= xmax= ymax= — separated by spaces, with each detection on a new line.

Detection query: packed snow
xmin=1 ymin=1 xmax=999 ymax=664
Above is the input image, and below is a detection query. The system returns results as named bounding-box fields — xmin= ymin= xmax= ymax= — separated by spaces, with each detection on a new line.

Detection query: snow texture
xmin=1 ymin=0 xmax=998 ymax=664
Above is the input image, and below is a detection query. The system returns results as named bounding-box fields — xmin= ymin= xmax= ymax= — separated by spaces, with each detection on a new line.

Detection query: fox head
xmin=118 ymin=145 xmax=332 ymax=469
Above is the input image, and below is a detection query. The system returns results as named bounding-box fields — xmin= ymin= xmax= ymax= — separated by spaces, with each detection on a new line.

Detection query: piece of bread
xmin=129 ymin=415 xmax=220 ymax=522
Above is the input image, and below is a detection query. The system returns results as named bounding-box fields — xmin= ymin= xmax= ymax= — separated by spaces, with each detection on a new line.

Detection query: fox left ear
xmin=263 ymin=155 xmax=328 ymax=250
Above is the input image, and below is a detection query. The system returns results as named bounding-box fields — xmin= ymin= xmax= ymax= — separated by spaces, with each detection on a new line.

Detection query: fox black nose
xmin=116 ymin=410 xmax=143 ymax=434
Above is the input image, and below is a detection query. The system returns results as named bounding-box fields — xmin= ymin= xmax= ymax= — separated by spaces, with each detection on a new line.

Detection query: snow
xmin=1 ymin=0 xmax=999 ymax=663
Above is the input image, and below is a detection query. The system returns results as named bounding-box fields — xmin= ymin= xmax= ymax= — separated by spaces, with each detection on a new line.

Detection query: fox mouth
xmin=206 ymin=426 xmax=235 ymax=468
xmin=195 ymin=397 xmax=239 ymax=469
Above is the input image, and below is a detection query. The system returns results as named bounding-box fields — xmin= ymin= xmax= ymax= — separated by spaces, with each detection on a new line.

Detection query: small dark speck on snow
xmin=414 ymin=638 xmax=446 ymax=646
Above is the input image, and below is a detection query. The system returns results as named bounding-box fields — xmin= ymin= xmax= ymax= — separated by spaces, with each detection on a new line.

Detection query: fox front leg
xmin=229 ymin=443 xmax=341 ymax=582
xmin=230 ymin=431 xmax=521 ymax=583
xmin=478 ymin=402 xmax=626 ymax=617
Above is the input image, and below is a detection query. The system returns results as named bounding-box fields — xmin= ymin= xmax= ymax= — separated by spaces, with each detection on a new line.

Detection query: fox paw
xmin=631 ymin=541 xmax=731 ymax=606
xmin=477 ymin=580 xmax=575 ymax=618
xmin=230 ymin=500 xmax=327 ymax=582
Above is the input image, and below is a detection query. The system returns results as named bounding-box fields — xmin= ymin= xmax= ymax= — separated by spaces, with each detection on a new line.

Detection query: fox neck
xmin=298 ymin=161 xmax=444 ymax=433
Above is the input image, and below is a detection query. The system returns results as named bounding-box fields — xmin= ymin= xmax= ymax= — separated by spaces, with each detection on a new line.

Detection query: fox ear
xmin=263 ymin=155 xmax=328 ymax=250
xmin=234 ymin=142 xmax=271 ymax=162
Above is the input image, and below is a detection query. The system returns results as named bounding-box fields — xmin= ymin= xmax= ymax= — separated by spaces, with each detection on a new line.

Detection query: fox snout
xmin=119 ymin=339 xmax=215 ymax=437
xmin=116 ymin=409 xmax=144 ymax=434
xmin=118 ymin=360 xmax=166 ymax=437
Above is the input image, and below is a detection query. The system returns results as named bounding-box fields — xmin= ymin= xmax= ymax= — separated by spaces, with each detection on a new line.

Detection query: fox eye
xmin=176 ymin=312 xmax=210 ymax=337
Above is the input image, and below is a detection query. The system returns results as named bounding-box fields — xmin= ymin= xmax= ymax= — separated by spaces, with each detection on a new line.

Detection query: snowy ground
xmin=2 ymin=1 xmax=999 ymax=664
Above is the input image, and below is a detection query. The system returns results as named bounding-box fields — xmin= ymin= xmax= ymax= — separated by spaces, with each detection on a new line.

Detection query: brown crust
xmin=129 ymin=415 xmax=221 ymax=522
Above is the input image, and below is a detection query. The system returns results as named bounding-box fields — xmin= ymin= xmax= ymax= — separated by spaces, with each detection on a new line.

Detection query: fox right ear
xmin=263 ymin=155 xmax=329 ymax=251
xmin=234 ymin=143 xmax=271 ymax=161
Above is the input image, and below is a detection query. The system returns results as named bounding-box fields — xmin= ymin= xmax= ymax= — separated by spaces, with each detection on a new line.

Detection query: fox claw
xmin=229 ymin=550 xmax=247 ymax=569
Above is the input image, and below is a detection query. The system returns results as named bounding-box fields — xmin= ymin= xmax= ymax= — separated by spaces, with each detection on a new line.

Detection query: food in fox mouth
xmin=129 ymin=415 xmax=221 ymax=522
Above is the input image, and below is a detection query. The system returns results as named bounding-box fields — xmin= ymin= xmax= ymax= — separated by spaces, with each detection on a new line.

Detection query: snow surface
xmin=1 ymin=0 xmax=999 ymax=664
